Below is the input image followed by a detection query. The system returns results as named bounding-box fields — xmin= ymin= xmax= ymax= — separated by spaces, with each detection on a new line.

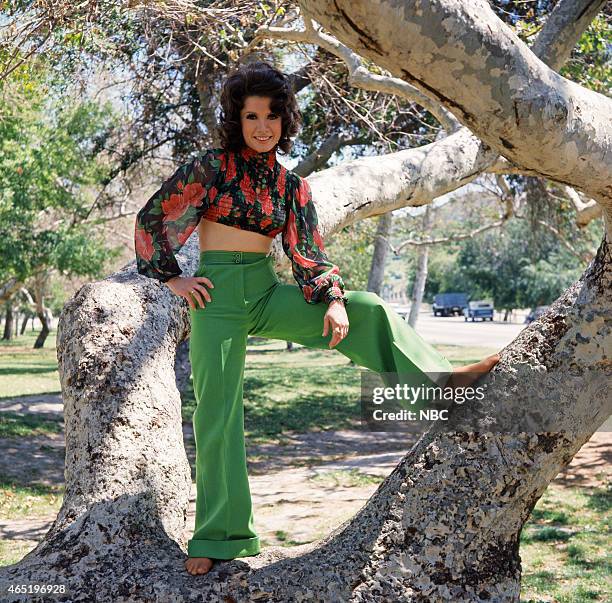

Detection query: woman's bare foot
xmin=185 ymin=557 xmax=215 ymax=575
xmin=446 ymin=353 xmax=501 ymax=389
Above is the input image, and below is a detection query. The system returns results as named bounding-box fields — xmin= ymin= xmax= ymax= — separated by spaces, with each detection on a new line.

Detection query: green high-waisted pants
xmin=187 ymin=250 xmax=453 ymax=559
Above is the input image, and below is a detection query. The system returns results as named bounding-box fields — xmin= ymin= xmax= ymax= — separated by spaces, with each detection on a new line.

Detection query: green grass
xmin=0 ymin=330 xmax=61 ymax=398
xmin=438 ymin=344 xmax=500 ymax=366
xmin=261 ymin=530 xmax=312 ymax=547
xmin=0 ymin=411 xmax=63 ymax=438
xmin=0 ymin=538 xmax=38 ymax=567
xmin=0 ymin=475 xmax=64 ymax=520
xmin=520 ymin=483 xmax=611 ymax=602
xmin=309 ymin=469 xmax=382 ymax=488
xmin=0 ymin=474 xmax=65 ymax=566
xmin=181 ymin=340 xmax=364 ymax=444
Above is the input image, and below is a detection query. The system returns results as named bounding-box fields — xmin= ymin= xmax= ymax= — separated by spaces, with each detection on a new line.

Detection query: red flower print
xmin=277 ymin=168 xmax=286 ymax=197
xmin=312 ymin=227 xmax=325 ymax=251
xmin=217 ymin=193 xmax=233 ymax=217
xmin=240 ymin=173 xmax=256 ymax=206
xmin=208 ymin=185 xmax=218 ymax=202
xmin=285 ymin=214 xmax=321 ymax=268
xmin=297 ymin=178 xmax=311 ymax=207
xmin=268 ymin=225 xmax=283 ymax=237
xmin=285 ymin=212 xmax=299 ymax=249
xmin=303 ymin=284 xmax=313 ymax=302
xmin=177 ymin=224 xmax=197 ymax=246
xmin=293 ymin=247 xmax=320 ymax=269
xmin=260 ymin=217 xmax=272 ymax=229
xmin=260 ymin=189 xmax=273 ymax=215
xmin=135 ymin=226 xmax=155 ymax=262
xmin=182 ymin=181 xmax=205 ymax=207
xmin=161 ymin=182 xmax=204 ymax=224
xmin=164 ymin=223 xmax=197 ymax=248
xmin=162 ymin=192 xmax=191 ymax=222
xmin=227 ymin=153 xmax=237 ymax=180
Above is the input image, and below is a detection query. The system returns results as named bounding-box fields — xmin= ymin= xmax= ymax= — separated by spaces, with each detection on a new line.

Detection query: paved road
xmin=399 ymin=308 xmax=528 ymax=349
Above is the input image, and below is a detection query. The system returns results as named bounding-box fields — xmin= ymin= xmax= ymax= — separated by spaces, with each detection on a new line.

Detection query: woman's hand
xmin=322 ymin=300 xmax=349 ymax=349
xmin=165 ymin=276 xmax=215 ymax=310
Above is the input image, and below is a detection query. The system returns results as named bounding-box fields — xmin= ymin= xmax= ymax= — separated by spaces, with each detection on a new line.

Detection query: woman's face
xmin=240 ymin=95 xmax=282 ymax=153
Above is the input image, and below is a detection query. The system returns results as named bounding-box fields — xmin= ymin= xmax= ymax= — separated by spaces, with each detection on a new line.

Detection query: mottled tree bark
xmin=1 ymin=1 xmax=610 ymax=600
xmin=300 ymin=0 xmax=612 ymax=208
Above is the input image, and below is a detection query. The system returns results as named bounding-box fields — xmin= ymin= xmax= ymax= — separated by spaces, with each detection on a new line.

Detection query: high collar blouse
xmin=134 ymin=144 xmax=347 ymax=305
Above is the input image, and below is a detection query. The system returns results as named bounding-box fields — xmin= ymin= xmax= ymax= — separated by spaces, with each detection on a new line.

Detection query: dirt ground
xmin=0 ymin=393 xmax=609 ymax=556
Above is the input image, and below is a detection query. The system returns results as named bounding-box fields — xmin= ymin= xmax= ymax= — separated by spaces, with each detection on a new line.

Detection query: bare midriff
xmin=198 ymin=218 xmax=273 ymax=253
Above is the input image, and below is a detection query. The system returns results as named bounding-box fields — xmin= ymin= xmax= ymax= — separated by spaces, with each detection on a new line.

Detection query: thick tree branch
xmin=249 ymin=15 xmax=459 ymax=132
xmin=531 ymin=0 xmax=608 ymax=71
xmin=292 ymin=131 xmax=357 ymax=176
xmin=564 ymin=186 xmax=604 ymax=227
xmin=299 ymin=0 xmax=612 ymax=214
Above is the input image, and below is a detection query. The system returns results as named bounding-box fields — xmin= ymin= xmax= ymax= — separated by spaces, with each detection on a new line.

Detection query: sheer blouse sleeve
xmin=281 ymin=175 xmax=348 ymax=306
xmin=134 ymin=150 xmax=218 ymax=283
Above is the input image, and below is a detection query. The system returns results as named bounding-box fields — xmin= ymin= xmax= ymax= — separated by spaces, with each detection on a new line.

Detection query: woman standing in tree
xmin=134 ymin=61 xmax=500 ymax=576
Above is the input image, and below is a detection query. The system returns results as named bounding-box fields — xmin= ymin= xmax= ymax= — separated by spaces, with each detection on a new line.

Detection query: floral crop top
xmin=134 ymin=144 xmax=348 ymax=305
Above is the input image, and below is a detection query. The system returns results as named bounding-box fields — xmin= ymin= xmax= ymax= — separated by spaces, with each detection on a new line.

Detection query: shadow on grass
xmin=0 ymin=412 xmax=63 ymax=438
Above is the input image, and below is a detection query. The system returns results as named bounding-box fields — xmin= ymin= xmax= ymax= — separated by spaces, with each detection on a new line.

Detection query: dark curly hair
xmin=217 ymin=61 xmax=301 ymax=155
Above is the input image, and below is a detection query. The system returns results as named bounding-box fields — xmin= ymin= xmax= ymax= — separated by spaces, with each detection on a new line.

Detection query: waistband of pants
xmin=199 ymin=250 xmax=271 ymax=265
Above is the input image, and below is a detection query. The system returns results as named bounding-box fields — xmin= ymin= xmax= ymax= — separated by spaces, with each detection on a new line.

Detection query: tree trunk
xmin=0 ymin=221 xmax=609 ymax=600
xmin=32 ymin=273 xmax=51 ymax=349
xmin=2 ymin=300 xmax=13 ymax=340
xmin=408 ymin=205 xmax=433 ymax=328
xmin=20 ymin=312 xmax=29 ymax=335
xmin=33 ymin=307 xmax=51 ymax=349
xmin=367 ymin=212 xmax=393 ymax=295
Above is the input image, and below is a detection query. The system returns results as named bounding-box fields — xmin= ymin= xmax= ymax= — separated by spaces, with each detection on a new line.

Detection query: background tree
xmin=0 ymin=54 xmax=123 ymax=346
xmin=410 ymin=182 xmax=602 ymax=317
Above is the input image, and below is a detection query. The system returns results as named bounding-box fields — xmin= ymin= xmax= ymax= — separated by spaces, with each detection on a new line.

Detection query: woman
xmin=134 ymin=61 xmax=500 ymax=576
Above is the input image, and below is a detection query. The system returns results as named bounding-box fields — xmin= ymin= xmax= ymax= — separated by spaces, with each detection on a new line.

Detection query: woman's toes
xmin=185 ymin=557 xmax=215 ymax=575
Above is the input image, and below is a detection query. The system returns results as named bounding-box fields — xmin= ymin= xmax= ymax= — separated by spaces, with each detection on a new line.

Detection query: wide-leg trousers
xmin=187 ymin=250 xmax=453 ymax=559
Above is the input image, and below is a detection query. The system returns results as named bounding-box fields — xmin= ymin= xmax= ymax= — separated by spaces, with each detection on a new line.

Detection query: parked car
xmin=432 ymin=292 xmax=469 ymax=317
xmin=463 ymin=300 xmax=494 ymax=322
xmin=524 ymin=305 xmax=550 ymax=324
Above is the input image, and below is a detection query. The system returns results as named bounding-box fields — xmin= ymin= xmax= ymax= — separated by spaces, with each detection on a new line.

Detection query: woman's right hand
xmin=165 ymin=276 xmax=215 ymax=310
